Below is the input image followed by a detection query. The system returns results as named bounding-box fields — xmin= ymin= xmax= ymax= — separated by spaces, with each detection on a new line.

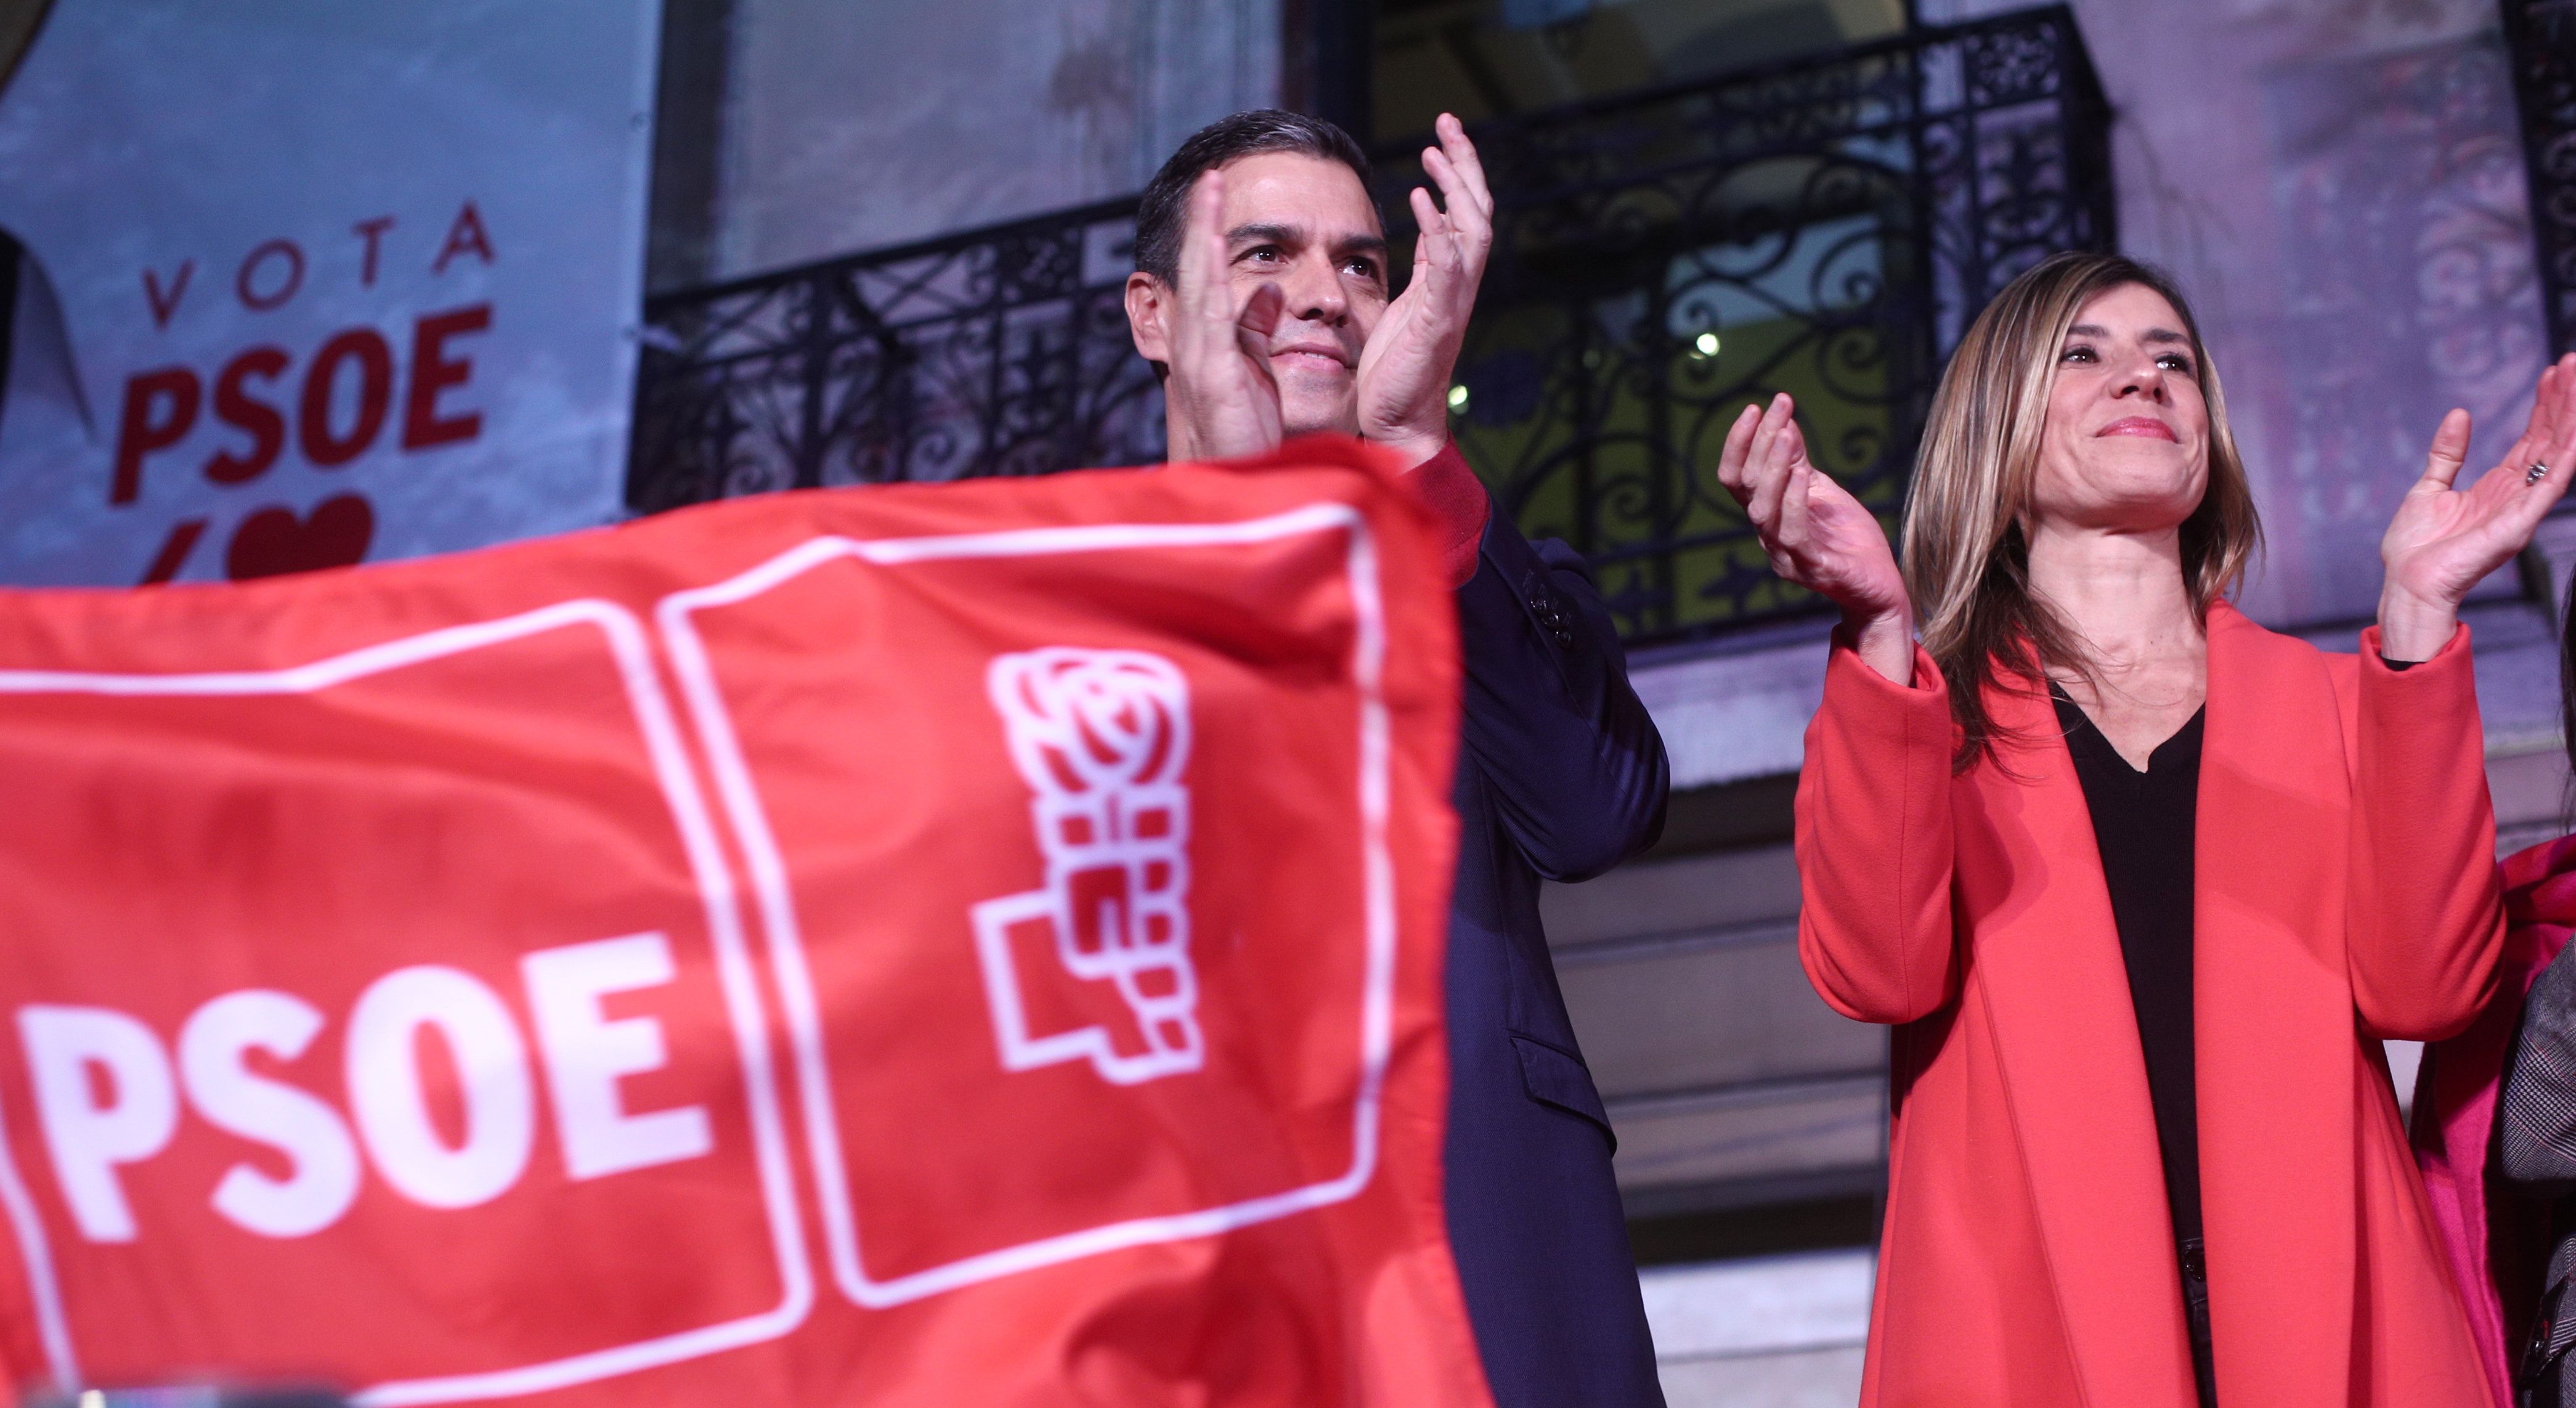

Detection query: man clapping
xmin=1123 ymin=110 xmax=1672 ymax=1408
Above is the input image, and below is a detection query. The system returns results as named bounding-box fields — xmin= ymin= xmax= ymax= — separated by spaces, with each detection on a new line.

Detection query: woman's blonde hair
xmin=1902 ymin=251 xmax=2261 ymax=770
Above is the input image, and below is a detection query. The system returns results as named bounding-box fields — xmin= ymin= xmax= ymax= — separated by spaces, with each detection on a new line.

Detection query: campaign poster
xmin=0 ymin=1 xmax=662 ymax=586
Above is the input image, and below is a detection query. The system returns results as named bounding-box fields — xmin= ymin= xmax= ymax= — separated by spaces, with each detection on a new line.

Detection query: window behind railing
xmin=627 ymin=5 xmax=2111 ymax=646
xmin=1375 ymin=8 xmax=2110 ymax=642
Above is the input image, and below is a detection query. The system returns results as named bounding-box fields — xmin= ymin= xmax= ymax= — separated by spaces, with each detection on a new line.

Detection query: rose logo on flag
xmin=0 ymin=454 xmax=1478 ymax=1404
xmin=970 ymin=647 xmax=1202 ymax=1085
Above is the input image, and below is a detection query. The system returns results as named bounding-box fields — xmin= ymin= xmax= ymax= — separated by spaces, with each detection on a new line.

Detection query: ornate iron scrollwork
xmin=628 ymin=5 xmax=2112 ymax=646
xmin=1387 ymin=6 xmax=2110 ymax=641
xmin=628 ymin=200 xmax=1164 ymax=515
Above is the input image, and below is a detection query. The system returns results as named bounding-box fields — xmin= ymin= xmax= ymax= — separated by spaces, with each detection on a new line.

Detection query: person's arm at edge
xmin=2502 ymin=938 xmax=2576 ymax=1194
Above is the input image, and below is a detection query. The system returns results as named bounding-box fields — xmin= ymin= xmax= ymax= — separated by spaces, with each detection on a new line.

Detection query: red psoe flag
xmin=0 ymin=439 xmax=1482 ymax=1408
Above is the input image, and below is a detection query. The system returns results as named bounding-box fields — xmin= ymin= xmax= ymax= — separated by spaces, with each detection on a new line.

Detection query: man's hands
xmin=1152 ymin=114 xmax=1493 ymax=471
xmin=2379 ymin=352 xmax=2576 ymax=661
xmin=1161 ymin=171 xmax=1286 ymax=463
xmin=1357 ymin=113 xmax=1495 ymax=470
xmin=1719 ymin=394 xmax=1915 ymax=684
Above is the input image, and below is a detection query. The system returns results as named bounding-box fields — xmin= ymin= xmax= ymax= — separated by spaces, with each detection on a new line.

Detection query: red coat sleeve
xmin=2347 ymin=622 xmax=2506 ymax=1041
xmin=1398 ymin=440 xmax=1492 ymax=591
xmin=1795 ymin=635 xmax=1959 ymax=1025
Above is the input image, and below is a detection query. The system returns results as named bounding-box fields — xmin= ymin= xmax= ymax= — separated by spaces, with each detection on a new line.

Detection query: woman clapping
xmin=1728 ymin=250 xmax=2574 ymax=1408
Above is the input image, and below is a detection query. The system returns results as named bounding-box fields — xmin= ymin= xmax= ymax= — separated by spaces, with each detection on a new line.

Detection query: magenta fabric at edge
xmin=2416 ymin=832 xmax=2576 ymax=1407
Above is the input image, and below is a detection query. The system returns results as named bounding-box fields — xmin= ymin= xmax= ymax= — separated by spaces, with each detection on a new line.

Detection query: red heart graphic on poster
xmin=224 ymin=495 xmax=375 ymax=580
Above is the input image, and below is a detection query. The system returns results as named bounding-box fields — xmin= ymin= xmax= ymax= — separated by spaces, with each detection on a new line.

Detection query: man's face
xmin=1176 ymin=151 xmax=1389 ymax=437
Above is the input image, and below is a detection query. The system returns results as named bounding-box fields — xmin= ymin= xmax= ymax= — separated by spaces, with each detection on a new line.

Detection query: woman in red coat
xmin=1720 ymin=248 xmax=2576 ymax=1407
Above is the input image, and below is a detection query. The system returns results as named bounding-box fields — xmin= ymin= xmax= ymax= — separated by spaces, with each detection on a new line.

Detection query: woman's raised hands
xmin=1719 ymin=393 xmax=1915 ymax=682
xmin=2379 ymin=353 xmax=2576 ymax=661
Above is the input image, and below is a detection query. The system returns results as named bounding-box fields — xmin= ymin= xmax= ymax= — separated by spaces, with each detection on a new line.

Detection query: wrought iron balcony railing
xmin=626 ymin=4 xmax=2112 ymax=645
xmin=626 ymin=197 xmax=1160 ymax=510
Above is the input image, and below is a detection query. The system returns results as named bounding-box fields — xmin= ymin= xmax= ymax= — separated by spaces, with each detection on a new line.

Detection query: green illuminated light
xmin=1448 ymin=384 xmax=1469 ymax=411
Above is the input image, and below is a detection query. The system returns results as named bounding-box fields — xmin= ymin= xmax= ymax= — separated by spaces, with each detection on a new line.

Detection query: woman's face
xmin=2028 ymin=282 xmax=2211 ymax=535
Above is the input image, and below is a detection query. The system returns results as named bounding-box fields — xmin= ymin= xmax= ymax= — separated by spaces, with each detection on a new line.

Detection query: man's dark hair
xmin=1133 ymin=109 xmax=1371 ymax=288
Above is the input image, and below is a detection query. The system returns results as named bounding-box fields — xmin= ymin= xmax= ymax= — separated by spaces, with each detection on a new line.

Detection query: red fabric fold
xmin=2416 ymin=832 xmax=2576 ymax=1407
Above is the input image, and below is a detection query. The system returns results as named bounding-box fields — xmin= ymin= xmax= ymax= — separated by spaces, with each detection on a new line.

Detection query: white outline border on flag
xmin=0 ymin=600 xmax=815 ymax=1406
xmin=654 ymin=503 xmax=1399 ymax=1309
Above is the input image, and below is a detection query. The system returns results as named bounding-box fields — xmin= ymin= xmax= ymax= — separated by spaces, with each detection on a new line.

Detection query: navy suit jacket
xmin=1444 ymin=507 xmax=1670 ymax=1408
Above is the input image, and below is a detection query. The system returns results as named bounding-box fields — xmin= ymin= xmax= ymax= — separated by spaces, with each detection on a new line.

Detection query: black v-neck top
xmin=2052 ymin=687 xmax=2208 ymax=1255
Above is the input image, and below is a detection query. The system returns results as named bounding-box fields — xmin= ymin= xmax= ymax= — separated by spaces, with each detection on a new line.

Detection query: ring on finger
xmin=2530 ymin=460 xmax=2552 ymax=486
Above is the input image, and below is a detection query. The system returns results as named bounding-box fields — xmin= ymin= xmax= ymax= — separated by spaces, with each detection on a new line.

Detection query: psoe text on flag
xmin=0 ymin=437 xmax=1484 ymax=1408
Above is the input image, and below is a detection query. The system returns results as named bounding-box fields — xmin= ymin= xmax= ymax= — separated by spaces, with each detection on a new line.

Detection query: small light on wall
xmin=1448 ymin=384 xmax=1469 ymax=412
xmin=1693 ymin=331 xmax=1720 ymax=357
